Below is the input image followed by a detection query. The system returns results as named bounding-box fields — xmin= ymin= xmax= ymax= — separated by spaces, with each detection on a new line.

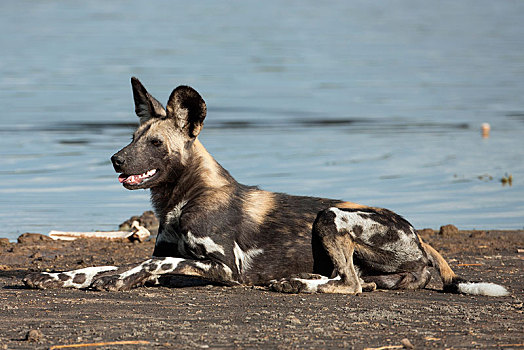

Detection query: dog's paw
xmin=361 ymin=281 xmax=377 ymax=292
xmin=316 ymin=279 xmax=362 ymax=294
xmin=91 ymin=275 xmax=128 ymax=291
xmin=269 ymin=276 xmax=320 ymax=293
xmin=23 ymin=272 xmax=68 ymax=289
xmin=91 ymin=270 xmax=151 ymax=291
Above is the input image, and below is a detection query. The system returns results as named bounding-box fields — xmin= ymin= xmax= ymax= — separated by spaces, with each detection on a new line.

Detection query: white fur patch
xmin=458 ymin=282 xmax=509 ymax=297
xmin=44 ymin=266 xmax=118 ymax=288
xmin=194 ymin=261 xmax=211 ymax=271
xmin=233 ymin=242 xmax=264 ymax=275
xmin=185 ymin=231 xmax=225 ymax=256
xmin=293 ymin=276 xmax=341 ymax=293
xmin=330 ymin=208 xmax=377 ymax=241
xmin=120 ymin=258 xmax=184 ymax=278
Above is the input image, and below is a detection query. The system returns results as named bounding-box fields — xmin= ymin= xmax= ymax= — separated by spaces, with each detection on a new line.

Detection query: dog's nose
xmin=111 ymin=154 xmax=125 ymax=171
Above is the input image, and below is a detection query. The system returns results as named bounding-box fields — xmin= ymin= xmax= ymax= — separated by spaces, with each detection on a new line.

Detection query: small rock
xmin=439 ymin=224 xmax=459 ymax=237
xmin=286 ymin=315 xmax=301 ymax=324
xmin=401 ymin=338 xmax=414 ymax=349
xmin=119 ymin=211 xmax=159 ymax=235
xmin=17 ymin=233 xmax=53 ymax=244
xmin=0 ymin=238 xmax=10 ymax=246
xmin=25 ymin=329 xmax=43 ymax=342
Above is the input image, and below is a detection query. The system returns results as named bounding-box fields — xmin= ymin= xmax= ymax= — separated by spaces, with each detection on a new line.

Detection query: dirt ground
xmin=0 ymin=218 xmax=522 ymax=349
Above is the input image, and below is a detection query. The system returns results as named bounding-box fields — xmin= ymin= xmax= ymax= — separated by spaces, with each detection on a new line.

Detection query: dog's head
xmin=111 ymin=77 xmax=207 ymax=190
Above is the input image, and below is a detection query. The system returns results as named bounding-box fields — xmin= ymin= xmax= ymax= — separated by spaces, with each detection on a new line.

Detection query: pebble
xmin=286 ymin=315 xmax=301 ymax=324
xmin=401 ymin=338 xmax=414 ymax=349
xmin=25 ymin=329 xmax=44 ymax=342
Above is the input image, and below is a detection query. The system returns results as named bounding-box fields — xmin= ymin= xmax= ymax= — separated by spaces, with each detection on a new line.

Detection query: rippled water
xmin=1 ymin=1 xmax=523 ymax=240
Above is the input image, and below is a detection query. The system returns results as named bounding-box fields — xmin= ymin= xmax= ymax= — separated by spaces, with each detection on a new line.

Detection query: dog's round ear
xmin=166 ymin=86 xmax=207 ymax=138
xmin=131 ymin=77 xmax=167 ymax=124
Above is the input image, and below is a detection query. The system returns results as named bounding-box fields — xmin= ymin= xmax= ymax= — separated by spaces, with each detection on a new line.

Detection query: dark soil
xmin=0 ymin=223 xmax=522 ymax=349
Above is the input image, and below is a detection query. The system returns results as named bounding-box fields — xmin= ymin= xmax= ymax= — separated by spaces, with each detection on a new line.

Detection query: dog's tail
xmin=419 ymin=237 xmax=509 ymax=297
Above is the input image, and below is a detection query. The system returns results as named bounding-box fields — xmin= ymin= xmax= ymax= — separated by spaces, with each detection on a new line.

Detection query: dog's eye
xmin=150 ymin=139 xmax=163 ymax=147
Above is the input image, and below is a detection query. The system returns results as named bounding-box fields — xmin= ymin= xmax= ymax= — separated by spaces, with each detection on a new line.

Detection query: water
xmin=1 ymin=1 xmax=523 ymax=240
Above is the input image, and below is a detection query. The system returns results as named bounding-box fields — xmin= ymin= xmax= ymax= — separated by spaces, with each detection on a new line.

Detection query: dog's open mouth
xmin=118 ymin=169 xmax=157 ymax=185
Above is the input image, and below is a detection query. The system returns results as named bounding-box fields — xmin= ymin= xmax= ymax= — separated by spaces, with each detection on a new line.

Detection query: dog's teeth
xmin=122 ymin=170 xmax=156 ymax=185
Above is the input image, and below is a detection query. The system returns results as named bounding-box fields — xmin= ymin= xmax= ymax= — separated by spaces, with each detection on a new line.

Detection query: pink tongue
xmin=118 ymin=174 xmax=142 ymax=185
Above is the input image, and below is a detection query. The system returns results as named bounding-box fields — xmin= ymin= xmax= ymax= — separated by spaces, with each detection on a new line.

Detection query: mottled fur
xmin=24 ymin=78 xmax=508 ymax=297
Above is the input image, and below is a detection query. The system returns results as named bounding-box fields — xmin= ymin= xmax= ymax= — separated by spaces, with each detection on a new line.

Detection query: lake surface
xmin=1 ymin=1 xmax=523 ymax=240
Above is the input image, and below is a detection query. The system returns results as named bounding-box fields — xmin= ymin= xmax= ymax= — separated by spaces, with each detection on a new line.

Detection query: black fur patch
xmin=339 ymin=207 xmax=414 ymax=234
xmin=160 ymin=263 xmax=173 ymax=271
xmin=352 ymin=225 xmax=364 ymax=237
xmin=58 ymin=273 xmax=70 ymax=281
xmin=72 ymin=273 xmax=87 ymax=284
xmin=398 ymin=258 xmax=426 ymax=272
xmin=369 ymin=228 xmax=401 ymax=246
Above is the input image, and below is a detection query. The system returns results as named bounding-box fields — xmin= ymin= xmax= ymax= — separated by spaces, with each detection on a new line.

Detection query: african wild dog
xmin=24 ymin=78 xmax=508 ymax=297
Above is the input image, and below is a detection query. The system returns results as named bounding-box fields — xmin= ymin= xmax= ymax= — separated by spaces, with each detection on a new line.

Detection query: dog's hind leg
xmin=270 ymin=208 xmax=374 ymax=294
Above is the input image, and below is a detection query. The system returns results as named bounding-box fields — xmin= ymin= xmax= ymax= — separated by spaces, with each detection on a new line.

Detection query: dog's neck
xmin=150 ymin=139 xmax=236 ymax=220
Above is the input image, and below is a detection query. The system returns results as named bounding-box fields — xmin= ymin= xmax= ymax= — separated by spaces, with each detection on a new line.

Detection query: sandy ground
xmin=0 ymin=219 xmax=522 ymax=349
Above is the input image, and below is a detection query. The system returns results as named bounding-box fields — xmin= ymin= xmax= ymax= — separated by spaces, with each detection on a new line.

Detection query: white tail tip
xmin=458 ymin=282 xmax=509 ymax=297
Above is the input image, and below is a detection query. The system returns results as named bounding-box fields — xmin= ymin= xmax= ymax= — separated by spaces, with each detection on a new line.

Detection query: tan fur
xmin=176 ymin=265 xmax=205 ymax=277
xmin=149 ymin=121 xmax=186 ymax=156
xmin=318 ymin=235 xmax=361 ymax=294
xmin=135 ymin=120 xmax=152 ymax=134
xmin=417 ymin=235 xmax=456 ymax=285
xmin=192 ymin=140 xmax=230 ymax=189
xmin=243 ymin=190 xmax=276 ymax=225
xmin=335 ymin=201 xmax=368 ymax=209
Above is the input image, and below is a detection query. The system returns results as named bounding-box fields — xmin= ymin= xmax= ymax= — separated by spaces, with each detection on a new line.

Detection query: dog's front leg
xmin=91 ymin=257 xmax=235 ymax=291
xmin=24 ymin=266 xmax=120 ymax=289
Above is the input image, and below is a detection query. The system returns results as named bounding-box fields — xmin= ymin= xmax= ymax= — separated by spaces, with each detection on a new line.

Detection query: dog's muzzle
xmin=111 ymin=154 xmax=125 ymax=172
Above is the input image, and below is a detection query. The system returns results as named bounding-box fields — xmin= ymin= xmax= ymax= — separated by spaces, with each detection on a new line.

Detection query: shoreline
xmin=0 ymin=217 xmax=522 ymax=348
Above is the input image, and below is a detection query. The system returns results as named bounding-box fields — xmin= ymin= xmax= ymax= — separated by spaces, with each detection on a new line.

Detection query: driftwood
xmin=48 ymin=221 xmax=150 ymax=242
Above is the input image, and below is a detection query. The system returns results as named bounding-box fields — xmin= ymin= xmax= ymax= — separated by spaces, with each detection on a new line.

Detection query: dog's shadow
xmin=156 ymin=275 xmax=227 ymax=288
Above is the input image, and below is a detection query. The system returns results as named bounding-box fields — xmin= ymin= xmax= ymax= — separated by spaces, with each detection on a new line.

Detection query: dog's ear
xmin=166 ymin=85 xmax=207 ymax=138
xmin=131 ymin=77 xmax=167 ymax=124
